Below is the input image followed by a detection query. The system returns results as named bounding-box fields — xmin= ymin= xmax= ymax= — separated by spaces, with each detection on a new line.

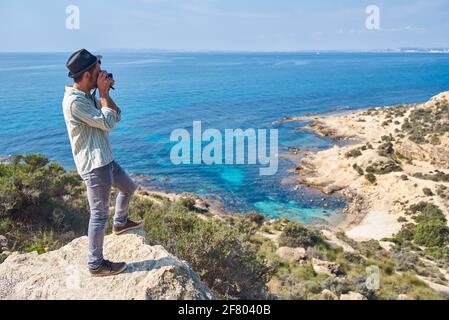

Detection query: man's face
xmin=86 ymin=63 xmax=101 ymax=89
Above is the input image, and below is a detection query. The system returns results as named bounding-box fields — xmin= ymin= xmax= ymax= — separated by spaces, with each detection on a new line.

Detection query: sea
xmin=1 ymin=51 xmax=448 ymax=223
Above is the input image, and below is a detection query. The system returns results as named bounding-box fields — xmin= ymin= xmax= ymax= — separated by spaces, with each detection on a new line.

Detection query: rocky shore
xmin=290 ymin=91 xmax=449 ymax=240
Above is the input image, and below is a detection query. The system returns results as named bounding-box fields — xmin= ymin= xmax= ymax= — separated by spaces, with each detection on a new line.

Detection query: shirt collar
xmin=65 ymin=85 xmax=95 ymax=100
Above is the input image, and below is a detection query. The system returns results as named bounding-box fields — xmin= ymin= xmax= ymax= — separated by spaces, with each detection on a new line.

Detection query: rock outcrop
xmin=0 ymin=231 xmax=214 ymax=300
xmin=275 ymin=246 xmax=307 ymax=263
xmin=339 ymin=291 xmax=367 ymax=300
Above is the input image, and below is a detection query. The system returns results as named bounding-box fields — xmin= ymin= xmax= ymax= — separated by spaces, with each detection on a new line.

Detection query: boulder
xmin=340 ymin=291 xmax=367 ymax=300
xmin=311 ymin=258 xmax=345 ymax=276
xmin=275 ymin=246 xmax=307 ymax=262
xmin=0 ymin=231 xmax=214 ymax=300
xmin=320 ymin=289 xmax=338 ymax=300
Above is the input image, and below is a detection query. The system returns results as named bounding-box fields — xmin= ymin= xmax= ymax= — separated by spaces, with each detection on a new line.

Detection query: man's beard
xmin=90 ymin=76 xmax=98 ymax=90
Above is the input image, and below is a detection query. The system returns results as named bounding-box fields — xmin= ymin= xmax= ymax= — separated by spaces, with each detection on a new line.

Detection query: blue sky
xmin=0 ymin=0 xmax=448 ymax=52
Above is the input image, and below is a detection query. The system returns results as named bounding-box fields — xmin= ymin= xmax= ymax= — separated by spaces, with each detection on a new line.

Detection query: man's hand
xmin=97 ymin=71 xmax=114 ymax=98
xmin=97 ymin=71 xmax=120 ymax=114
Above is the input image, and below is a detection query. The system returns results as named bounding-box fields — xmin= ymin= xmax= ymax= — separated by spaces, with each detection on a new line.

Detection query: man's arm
xmin=70 ymin=98 xmax=119 ymax=131
xmin=98 ymin=71 xmax=121 ymax=122
xmin=99 ymin=94 xmax=121 ymax=121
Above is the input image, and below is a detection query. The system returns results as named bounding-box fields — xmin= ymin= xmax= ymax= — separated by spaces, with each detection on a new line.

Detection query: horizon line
xmin=1 ymin=47 xmax=449 ymax=54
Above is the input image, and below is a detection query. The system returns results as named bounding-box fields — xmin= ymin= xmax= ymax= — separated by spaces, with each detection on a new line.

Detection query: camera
xmin=103 ymin=70 xmax=115 ymax=90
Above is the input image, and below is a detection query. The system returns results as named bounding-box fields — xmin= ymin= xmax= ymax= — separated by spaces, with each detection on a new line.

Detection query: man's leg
xmin=81 ymin=164 xmax=113 ymax=270
xmin=111 ymin=161 xmax=138 ymax=227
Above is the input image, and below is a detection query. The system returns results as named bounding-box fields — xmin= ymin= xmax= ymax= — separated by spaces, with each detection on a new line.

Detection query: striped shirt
xmin=62 ymin=86 xmax=121 ymax=175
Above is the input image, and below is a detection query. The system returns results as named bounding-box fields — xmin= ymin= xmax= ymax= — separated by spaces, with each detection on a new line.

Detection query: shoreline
xmin=288 ymin=91 xmax=449 ymax=240
xmin=129 ymin=175 xmax=231 ymax=218
xmin=3 ymin=89 xmax=448 ymax=240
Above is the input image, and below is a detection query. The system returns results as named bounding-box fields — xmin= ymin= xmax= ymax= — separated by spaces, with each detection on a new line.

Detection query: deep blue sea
xmin=1 ymin=51 xmax=449 ymax=223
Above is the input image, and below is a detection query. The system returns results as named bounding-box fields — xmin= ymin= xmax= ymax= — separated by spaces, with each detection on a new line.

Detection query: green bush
xmin=425 ymin=246 xmax=449 ymax=264
xmin=409 ymin=202 xmax=446 ymax=224
xmin=177 ymin=197 xmax=196 ymax=211
xmin=436 ymin=185 xmax=448 ymax=199
xmin=413 ymin=222 xmax=449 ymax=247
xmin=245 ymin=212 xmax=265 ymax=226
xmin=345 ymin=148 xmax=362 ymax=158
xmin=0 ymin=155 xmax=86 ymax=225
xmin=393 ymin=223 xmax=416 ymax=243
xmin=0 ymin=154 xmax=89 ymax=254
xmin=365 ymin=173 xmax=376 ymax=184
xmin=401 ymin=106 xmax=449 ymax=145
xmin=413 ymin=172 xmax=449 ymax=182
xmin=378 ymin=142 xmax=394 ymax=157
xmin=422 ymin=188 xmax=434 ymax=197
xmin=365 ymin=161 xmax=402 ymax=175
xmin=352 ymin=164 xmax=364 ymax=176
xmin=142 ymin=202 xmax=271 ymax=299
xmin=278 ymin=221 xmax=323 ymax=248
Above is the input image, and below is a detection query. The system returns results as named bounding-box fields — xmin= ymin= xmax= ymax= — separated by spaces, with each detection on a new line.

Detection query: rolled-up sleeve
xmin=70 ymin=98 xmax=119 ymax=131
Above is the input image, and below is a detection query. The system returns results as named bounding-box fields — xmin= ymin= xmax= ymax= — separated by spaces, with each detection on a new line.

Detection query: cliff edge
xmin=0 ymin=231 xmax=214 ymax=300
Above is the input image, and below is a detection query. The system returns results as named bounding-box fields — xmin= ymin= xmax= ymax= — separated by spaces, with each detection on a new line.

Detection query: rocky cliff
xmin=0 ymin=230 xmax=214 ymax=300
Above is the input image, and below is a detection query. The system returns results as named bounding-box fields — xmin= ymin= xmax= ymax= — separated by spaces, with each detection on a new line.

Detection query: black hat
xmin=66 ymin=48 xmax=102 ymax=79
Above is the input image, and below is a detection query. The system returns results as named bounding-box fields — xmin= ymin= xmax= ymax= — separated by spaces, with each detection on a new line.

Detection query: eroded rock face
xmin=0 ymin=231 xmax=214 ymax=300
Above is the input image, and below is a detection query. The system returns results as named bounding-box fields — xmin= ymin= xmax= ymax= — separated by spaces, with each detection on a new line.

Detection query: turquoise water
xmin=1 ymin=51 xmax=449 ymax=223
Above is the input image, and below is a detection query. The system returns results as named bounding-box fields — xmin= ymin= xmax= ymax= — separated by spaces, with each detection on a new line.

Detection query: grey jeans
xmin=80 ymin=160 xmax=138 ymax=269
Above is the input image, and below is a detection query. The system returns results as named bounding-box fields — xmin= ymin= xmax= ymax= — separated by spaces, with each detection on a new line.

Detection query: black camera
xmin=103 ymin=71 xmax=115 ymax=90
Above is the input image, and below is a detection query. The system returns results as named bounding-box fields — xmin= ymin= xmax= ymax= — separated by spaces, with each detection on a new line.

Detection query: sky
xmin=0 ymin=0 xmax=448 ymax=52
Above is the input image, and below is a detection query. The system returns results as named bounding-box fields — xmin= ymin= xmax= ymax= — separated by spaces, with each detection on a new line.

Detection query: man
xmin=62 ymin=48 xmax=143 ymax=277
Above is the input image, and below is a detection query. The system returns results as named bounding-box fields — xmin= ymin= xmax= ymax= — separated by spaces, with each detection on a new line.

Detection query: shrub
xmin=430 ymin=134 xmax=441 ymax=145
xmin=245 ymin=211 xmax=265 ymax=226
xmin=422 ymin=188 xmax=434 ymax=197
xmin=177 ymin=197 xmax=196 ymax=211
xmin=378 ymin=142 xmax=394 ymax=157
xmin=345 ymin=148 xmax=362 ymax=158
xmin=413 ymin=222 xmax=449 ymax=247
xmin=0 ymin=154 xmax=87 ymax=226
xmin=409 ymin=202 xmax=446 ymax=224
xmin=391 ymin=248 xmax=419 ymax=272
xmin=352 ymin=163 xmax=364 ymax=176
xmin=278 ymin=221 xmax=323 ymax=248
xmin=436 ymin=185 xmax=448 ymax=199
xmin=143 ymin=202 xmax=271 ymax=299
xmin=365 ymin=161 xmax=402 ymax=175
xmin=413 ymin=172 xmax=449 ymax=182
xmin=393 ymin=223 xmax=416 ymax=243
xmin=425 ymin=246 xmax=449 ymax=264
xmin=0 ymin=154 xmax=89 ymax=254
xmin=365 ymin=173 xmax=376 ymax=184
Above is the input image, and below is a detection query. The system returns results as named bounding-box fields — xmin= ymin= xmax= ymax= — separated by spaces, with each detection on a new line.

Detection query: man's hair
xmin=74 ymin=63 xmax=97 ymax=83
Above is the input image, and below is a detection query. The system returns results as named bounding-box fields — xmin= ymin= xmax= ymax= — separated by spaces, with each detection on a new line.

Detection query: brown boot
xmin=89 ymin=259 xmax=127 ymax=277
xmin=113 ymin=219 xmax=144 ymax=235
